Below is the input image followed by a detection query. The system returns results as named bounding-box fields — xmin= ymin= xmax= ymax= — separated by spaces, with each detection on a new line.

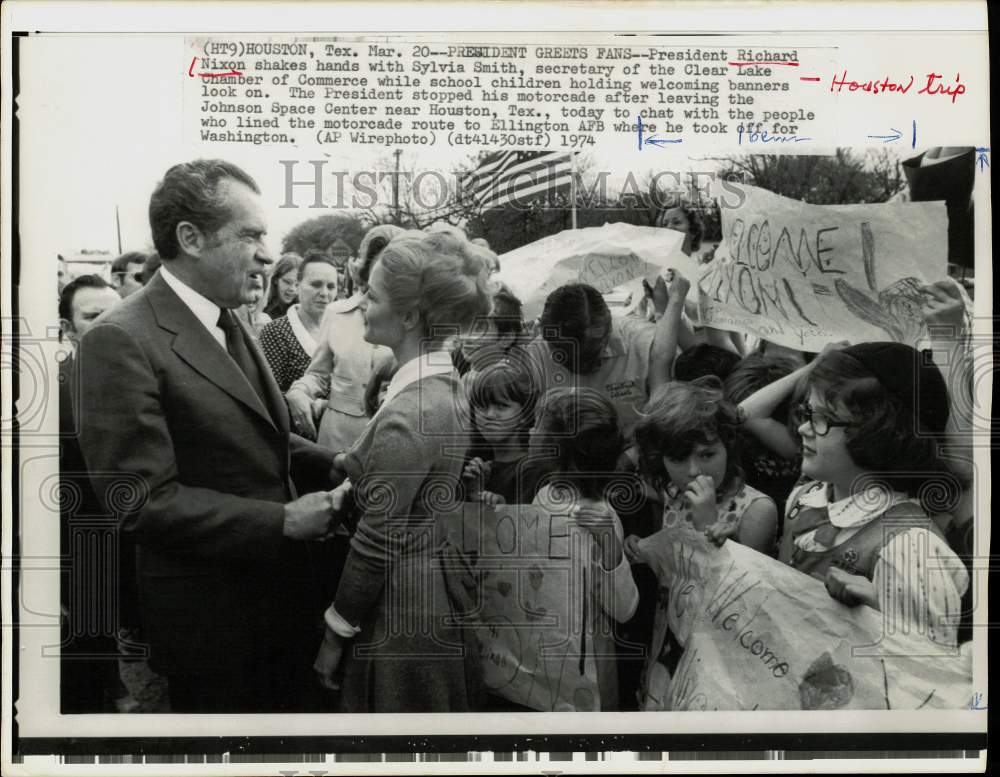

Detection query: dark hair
xmin=149 ymin=159 xmax=260 ymax=260
xmin=657 ymin=205 xmax=704 ymax=251
xmin=540 ymin=283 xmax=612 ymax=375
xmin=59 ymin=274 xmax=114 ymax=323
xmin=469 ymin=362 xmax=537 ymax=445
xmin=111 ymin=251 xmax=147 ymax=278
xmin=263 ymin=253 xmax=302 ymax=318
xmin=675 ymin=343 xmax=741 ymax=383
xmin=806 ymin=349 xmax=953 ymax=502
xmin=635 ymin=379 xmax=744 ymax=493
xmin=298 ymin=250 xmax=338 ymax=281
xmin=141 ymin=252 xmax=161 ymax=284
xmin=724 ymin=353 xmax=801 ymax=425
xmin=534 ymin=387 xmax=623 ymax=501
xmin=491 ymin=281 xmax=524 ymax=338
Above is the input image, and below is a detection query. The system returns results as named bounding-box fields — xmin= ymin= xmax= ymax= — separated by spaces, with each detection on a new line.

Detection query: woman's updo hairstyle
xmin=377 ymin=232 xmax=495 ymax=348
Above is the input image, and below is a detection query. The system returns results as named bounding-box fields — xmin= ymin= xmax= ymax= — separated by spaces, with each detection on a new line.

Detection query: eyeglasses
xmin=793 ymin=403 xmax=852 ymax=436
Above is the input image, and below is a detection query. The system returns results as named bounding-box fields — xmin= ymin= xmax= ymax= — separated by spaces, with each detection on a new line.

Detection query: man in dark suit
xmin=58 ymin=274 xmax=130 ymax=712
xmin=76 ymin=159 xmax=340 ymax=712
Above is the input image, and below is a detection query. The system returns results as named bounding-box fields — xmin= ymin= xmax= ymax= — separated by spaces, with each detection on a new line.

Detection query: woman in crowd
xmin=258 ymin=254 xmax=339 ymax=393
xmin=263 ymin=253 xmax=302 ymax=319
xmin=285 ymin=225 xmax=408 ymax=452
xmin=656 ymin=204 xmax=705 ymax=259
xmin=530 ymin=387 xmax=639 ymax=711
xmin=313 ymin=231 xmax=493 ymax=712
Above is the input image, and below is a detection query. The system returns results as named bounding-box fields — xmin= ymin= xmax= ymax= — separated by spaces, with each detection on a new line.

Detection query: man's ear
xmin=176 ymin=221 xmax=205 ymax=257
xmin=59 ymin=318 xmax=75 ymax=343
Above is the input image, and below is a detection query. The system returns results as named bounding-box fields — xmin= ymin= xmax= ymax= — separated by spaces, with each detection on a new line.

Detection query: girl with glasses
xmin=772 ymin=342 xmax=967 ymax=648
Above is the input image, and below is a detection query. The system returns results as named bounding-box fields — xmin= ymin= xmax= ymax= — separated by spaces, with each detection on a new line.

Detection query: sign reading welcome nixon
xmin=697 ymin=184 xmax=948 ymax=351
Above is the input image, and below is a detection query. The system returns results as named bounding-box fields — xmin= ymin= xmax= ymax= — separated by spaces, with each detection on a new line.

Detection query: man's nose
xmin=256 ymin=244 xmax=276 ymax=266
xmin=686 ymin=459 xmax=701 ymax=477
xmin=798 ymin=420 xmax=813 ymax=438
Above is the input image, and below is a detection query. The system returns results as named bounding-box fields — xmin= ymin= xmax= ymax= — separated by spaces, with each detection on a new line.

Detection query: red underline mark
xmin=188 ymin=56 xmax=244 ymax=78
xmin=728 ymin=61 xmax=800 ymax=67
xmin=800 ymin=77 xmax=821 ymax=81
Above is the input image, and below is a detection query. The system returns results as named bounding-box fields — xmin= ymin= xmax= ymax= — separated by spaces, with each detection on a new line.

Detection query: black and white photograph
xmin=1 ymin=2 xmax=990 ymax=774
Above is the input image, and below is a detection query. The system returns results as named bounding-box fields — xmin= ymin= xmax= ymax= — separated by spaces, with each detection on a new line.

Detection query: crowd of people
xmin=57 ymin=158 xmax=976 ymax=715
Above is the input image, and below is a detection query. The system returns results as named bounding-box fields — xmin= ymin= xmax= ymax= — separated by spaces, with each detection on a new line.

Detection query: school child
xmin=773 ymin=341 xmax=968 ymax=648
xmin=724 ymin=353 xmax=804 ymax=525
xmin=632 ymin=379 xmax=779 ymax=554
xmin=462 ymin=361 xmax=550 ymax=506
xmin=528 ymin=387 xmax=640 ymax=711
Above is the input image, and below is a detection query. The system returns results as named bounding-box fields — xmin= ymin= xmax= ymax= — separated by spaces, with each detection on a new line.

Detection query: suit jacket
xmin=76 ymin=271 xmax=335 ymax=678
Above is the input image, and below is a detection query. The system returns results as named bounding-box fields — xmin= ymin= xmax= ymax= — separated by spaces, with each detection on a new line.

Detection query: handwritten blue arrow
xmin=645 ymin=136 xmax=683 ymax=147
xmin=976 ymin=147 xmax=990 ymax=171
xmin=868 ymin=128 xmax=902 ymax=143
xmin=637 ymin=115 xmax=682 ymax=150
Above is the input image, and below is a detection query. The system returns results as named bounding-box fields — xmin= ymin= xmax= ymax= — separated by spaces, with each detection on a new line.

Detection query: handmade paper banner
xmin=634 ymin=526 xmax=973 ymax=711
xmin=697 ymin=183 xmax=949 ymax=351
xmin=444 ymin=503 xmax=600 ymax=711
xmin=495 ymin=223 xmax=692 ymax=320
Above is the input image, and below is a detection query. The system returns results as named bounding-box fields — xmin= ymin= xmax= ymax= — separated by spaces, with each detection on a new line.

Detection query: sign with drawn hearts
xmin=697 ymin=183 xmax=949 ymax=351
xmin=634 ymin=526 xmax=973 ymax=710
xmin=445 ymin=503 xmax=600 ymax=711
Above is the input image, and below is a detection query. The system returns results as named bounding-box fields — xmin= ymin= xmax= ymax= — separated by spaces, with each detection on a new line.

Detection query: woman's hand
xmin=313 ymin=628 xmax=344 ymax=691
xmin=683 ymin=475 xmax=718 ymax=529
xmin=321 ymin=479 xmax=352 ymax=540
xmin=286 ymin=387 xmax=318 ymax=440
xmin=462 ymin=457 xmax=492 ymax=500
xmin=825 ymin=567 xmax=879 ymax=609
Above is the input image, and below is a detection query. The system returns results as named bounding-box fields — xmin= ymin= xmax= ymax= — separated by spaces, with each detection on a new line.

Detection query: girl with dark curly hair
xmin=633 ymin=379 xmax=779 ymax=554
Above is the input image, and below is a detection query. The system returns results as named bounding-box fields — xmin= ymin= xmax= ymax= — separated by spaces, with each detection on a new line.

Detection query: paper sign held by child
xmin=698 ymin=183 xmax=949 ymax=351
xmin=635 ymin=526 xmax=973 ymax=711
xmin=446 ymin=503 xmax=601 ymax=711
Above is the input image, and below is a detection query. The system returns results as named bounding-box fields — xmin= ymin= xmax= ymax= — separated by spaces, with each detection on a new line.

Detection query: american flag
xmin=462 ymin=150 xmax=574 ymax=211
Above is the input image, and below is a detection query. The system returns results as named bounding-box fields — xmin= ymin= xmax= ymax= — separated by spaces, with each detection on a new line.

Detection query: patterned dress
xmin=259 ymin=312 xmax=314 ymax=393
xmin=640 ymin=479 xmax=774 ymax=710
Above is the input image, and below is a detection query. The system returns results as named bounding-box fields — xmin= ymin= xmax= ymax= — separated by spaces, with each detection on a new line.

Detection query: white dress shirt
xmin=159 ymin=263 xmax=226 ymax=351
xmin=380 ymin=350 xmax=455 ymax=408
xmin=285 ymin=304 xmax=318 ymax=356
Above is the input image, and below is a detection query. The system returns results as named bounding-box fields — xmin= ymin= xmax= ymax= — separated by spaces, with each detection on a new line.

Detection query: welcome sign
xmin=697 ymin=183 xmax=948 ymax=351
xmin=634 ymin=526 xmax=973 ymax=711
